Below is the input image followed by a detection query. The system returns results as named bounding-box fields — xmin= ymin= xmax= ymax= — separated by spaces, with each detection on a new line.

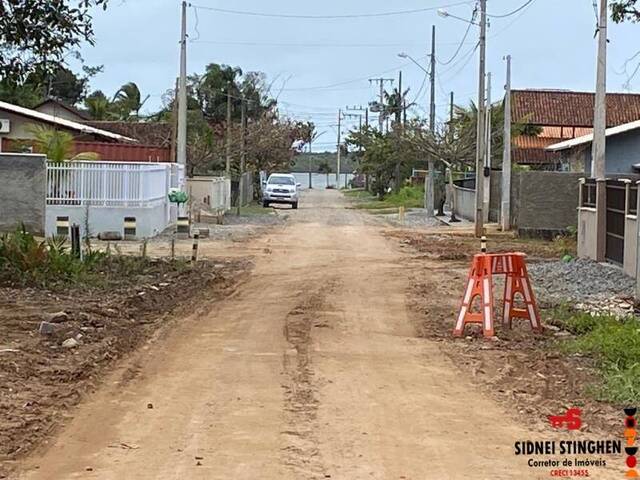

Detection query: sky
xmin=73 ymin=0 xmax=640 ymax=151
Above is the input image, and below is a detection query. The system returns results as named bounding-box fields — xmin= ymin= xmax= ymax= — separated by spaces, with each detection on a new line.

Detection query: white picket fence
xmin=46 ymin=161 xmax=172 ymax=207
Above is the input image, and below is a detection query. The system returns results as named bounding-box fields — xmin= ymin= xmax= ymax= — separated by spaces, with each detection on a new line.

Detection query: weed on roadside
xmin=0 ymin=226 xmax=188 ymax=289
xmin=353 ymin=186 xmax=424 ymax=210
xmin=549 ymin=305 xmax=640 ymax=403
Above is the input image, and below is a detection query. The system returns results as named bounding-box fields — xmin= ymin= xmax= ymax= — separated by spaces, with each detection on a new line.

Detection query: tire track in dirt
xmin=281 ymin=279 xmax=338 ymax=479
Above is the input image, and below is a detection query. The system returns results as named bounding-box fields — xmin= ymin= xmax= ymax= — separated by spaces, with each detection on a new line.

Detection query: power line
xmin=439 ymin=42 xmax=480 ymax=83
xmin=279 ymin=56 xmax=427 ymax=92
xmin=190 ymin=2 xmax=475 ymax=20
xmin=487 ymin=0 xmax=537 ymax=18
xmin=189 ymin=39 xmax=476 ymax=48
xmin=437 ymin=7 xmax=477 ymax=66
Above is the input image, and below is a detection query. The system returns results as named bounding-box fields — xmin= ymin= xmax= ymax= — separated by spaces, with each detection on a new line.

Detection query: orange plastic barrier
xmin=454 ymin=252 xmax=542 ymax=338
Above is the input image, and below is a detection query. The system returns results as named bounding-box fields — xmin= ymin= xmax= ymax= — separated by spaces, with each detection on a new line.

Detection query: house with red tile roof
xmin=511 ymin=89 xmax=640 ymax=169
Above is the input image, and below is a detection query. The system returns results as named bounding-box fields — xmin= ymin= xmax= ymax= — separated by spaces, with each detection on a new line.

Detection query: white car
xmin=262 ymin=173 xmax=300 ymax=209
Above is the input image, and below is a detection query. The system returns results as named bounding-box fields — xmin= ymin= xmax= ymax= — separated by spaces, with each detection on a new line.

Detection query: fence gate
xmin=605 ymin=180 xmax=626 ymax=265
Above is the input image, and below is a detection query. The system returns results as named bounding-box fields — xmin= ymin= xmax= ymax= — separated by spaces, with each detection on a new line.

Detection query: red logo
xmin=548 ymin=408 xmax=582 ymax=430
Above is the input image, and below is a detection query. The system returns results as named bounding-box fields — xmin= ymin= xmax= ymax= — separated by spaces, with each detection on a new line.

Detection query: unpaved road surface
xmin=17 ymin=190 xmax=570 ymax=479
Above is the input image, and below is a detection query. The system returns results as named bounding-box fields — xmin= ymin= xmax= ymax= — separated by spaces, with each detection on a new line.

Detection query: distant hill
xmin=291 ymin=152 xmax=358 ymax=174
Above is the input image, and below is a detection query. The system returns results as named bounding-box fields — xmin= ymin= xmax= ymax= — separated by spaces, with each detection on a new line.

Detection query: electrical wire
xmin=487 ymin=0 xmax=536 ymax=40
xmin=189 ymin=39 xmax=474 ymax=48
xmin=487 ymin=0 xmax=537 ymax=18
xmin=439 ymin=41 xmax=479 ymax=83
xmin=279 ymin=56 xmax=426 ymax=92
xmin=437 ymin=7 xmax=477 ymax=66
xmin=190 ymin=2 xmax=475 ymax=20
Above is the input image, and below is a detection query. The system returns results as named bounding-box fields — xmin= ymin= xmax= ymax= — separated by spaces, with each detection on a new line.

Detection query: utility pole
xmin=336 ymin=109 xmax=342 ymax=188
xmin=308 ymin=137 xmax=313 ymax=189
xmin=237 ymin=99 xmax=247 ymax=216
xmin=369 ymin=78 xmax=394 ymax=132
xmin=177 ymin=0 xmax=188 ymax=168
xmin=226 ymin=89 xmax=232 ymax=177
xmin=483 ymin=71 xmax=492 ymax=223
xmin=501 ymin=55 xmax=512 ymax=231
xmin=425 ymin=25 xmax=436 ymax=217
xmin=449 ymin=91 xmax=455 ymax=129
xmin=474 ymin=0 xmax=487 ymax=237
xmin=448 ymin=91 xmax=459 ymax=222
xmin=593 ymin=0 xmax=608 ymax=262
xmin=170 ymin=77 xmax=179 ymax=163
xmin=394 ymin=71 xmax=403 ymax=193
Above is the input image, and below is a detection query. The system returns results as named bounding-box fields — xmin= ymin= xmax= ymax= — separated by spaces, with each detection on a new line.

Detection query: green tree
xmin=112 ymin=82 xmax=149 ymax=119
xmin=448 ymin=100 xmax=541 ymax=169
xmin=84 ymin=90 xmax=112 ymax=120
xmin=318 ymin=161 xmax=333 ymax=185
xmin=382 ymin=87 xmax=413 ymax=124
xmin=0 ymin=0 xmax=109 ymax=81
xmin=611 ymin=1 xmax=640 ymax=22
xmin=29 ymin=124 xmax=99 ymax=162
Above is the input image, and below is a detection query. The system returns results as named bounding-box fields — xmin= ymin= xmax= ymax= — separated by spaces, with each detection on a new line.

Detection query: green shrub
xmin=559 ymin=312 xmax=640 ymax=403
xmin=0 ymin=226 xmax=106 ymax=286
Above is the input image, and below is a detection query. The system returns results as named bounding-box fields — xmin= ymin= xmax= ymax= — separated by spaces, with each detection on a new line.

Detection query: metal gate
xmin=605 ymin=180 xmax=626 ymax=265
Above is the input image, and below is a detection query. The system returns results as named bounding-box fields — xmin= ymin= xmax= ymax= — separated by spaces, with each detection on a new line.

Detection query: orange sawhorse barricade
xmin=454 ymin=252 xmax=543 ymax=338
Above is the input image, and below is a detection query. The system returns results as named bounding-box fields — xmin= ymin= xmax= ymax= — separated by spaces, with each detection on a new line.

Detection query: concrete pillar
xmin=595 ymin=178 xmax=607 ymax=262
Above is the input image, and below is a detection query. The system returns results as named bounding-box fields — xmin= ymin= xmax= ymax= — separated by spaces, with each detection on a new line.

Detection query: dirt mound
xmin=0 ymin=257 xmax=250 ymax=475
xmin=387 ymin=230 xmax=565 ymax=261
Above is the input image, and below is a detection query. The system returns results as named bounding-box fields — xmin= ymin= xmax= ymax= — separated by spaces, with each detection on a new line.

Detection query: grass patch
xmin=237 ymin=202 xmax=277 ymax=215
xmin=550 ymin=305 xmax=640 ymax=404
xmin=342 ymin=189 xmax=374 ymax=200
xmin=353 ymin=186 xmax=424 ymax=210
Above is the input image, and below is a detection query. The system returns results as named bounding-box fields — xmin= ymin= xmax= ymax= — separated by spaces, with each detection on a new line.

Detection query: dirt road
xmin=17 ymin=190 xmax=554 ymax=479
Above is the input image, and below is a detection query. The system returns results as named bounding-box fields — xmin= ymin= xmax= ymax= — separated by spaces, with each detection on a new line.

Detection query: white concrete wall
xmin=577 ymin=208 xmax=598 ymax=260
xmin=187 ymin=177 xmax=231 ymax=212
xmin=624 ymin=215 xmax=637 ymax=278
xmin=46 ymin=204 xmax=168 ymax=239
xmin=453 ymin=186 xmax=476 ymax=222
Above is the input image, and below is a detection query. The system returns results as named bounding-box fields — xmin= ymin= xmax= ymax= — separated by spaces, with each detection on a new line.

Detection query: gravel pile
xmin=528 ymin=258 xmax=635 ymax=308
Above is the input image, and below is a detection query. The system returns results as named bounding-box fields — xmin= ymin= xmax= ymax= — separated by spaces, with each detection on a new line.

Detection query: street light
xmin=437 ymin=8 xmax=479 ymax=25
xmin=398 ymin=52 xmax=429 ymax=75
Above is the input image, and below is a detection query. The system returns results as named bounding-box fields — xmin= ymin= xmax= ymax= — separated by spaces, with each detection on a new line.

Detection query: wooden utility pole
xmin=177 ymin=0 xmax=188 ymax=167
xmin=226 ymin=90 xmax=232 ymax=177
xmin=474 ymin=0 xmax=487 ymax=237
xmin=501 ymin=55 xmax=512 ymax=231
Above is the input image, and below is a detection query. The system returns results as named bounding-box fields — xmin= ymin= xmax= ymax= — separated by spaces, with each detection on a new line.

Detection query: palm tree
xmin=85 ymin=91 xmax=112 ymax=120
xmin=113 ymin=82 xmax=149 ymax=119
xmin=383 ymin=87 xmax=413 ymax=125
xmin=29 ymin=125 xmax=100 ymax=163
xmin=29 ymin=125 xmax=75 ymax=163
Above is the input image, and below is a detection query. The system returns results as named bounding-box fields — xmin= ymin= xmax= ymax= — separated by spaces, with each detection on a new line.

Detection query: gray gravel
xmin=382 ymin=208 xmax=445 ymax=228
xmin=527 ymin=258 xmax=635 ymax=305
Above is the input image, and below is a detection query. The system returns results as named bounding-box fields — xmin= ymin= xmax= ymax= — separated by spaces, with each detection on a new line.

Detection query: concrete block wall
xmin=0 ymin=153 xmax=46 ymax=235
xmin=45 ymin=204 xmax=168 ymax=239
